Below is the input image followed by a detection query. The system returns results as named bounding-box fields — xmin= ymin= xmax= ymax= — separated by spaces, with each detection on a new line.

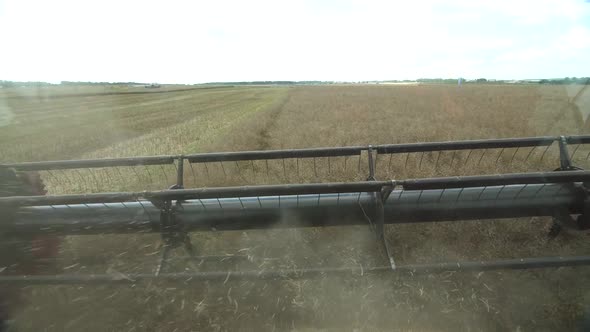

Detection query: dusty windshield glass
xmin=1 ymin=0 xmax=590 ymax=331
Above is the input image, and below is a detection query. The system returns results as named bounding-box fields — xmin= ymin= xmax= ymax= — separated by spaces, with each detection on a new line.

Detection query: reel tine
xmin=102 ymin=167 xmax=113 ymax=189
xmin=477 ymin=187 xmax=487 ymax=200
xmin=44 ymin=170 xmax=61 ymax=191
xmin=131 ymin=166 xmax=143 ymax=185
xmin=143 ymin=165 xmax=153 ymax=185
xmin=508 ymin=147 xmax=520 ymax=166
xmin=404 ymin=153 xmax=410 ymax=170
xmin=344 ymin=155 xmax=348 ymax=173
xmin=203 ymin=163 xmax=210 ymax=179
xmin=283 ymin=158 xmax=287 ymax=181
xmin=523 ymin=146 xmax=536 ymax=164
xmin=433 ymin=151 xmax=442 ymax=174
xmin=514 ymin=184 xmax=528 ymax=199
xmin=313 ymin=157 xmax=318 ymax=178
xmin=540 ymin=143 xmax=552 ymax=162
xmin=477 ymin=149 xmax=487 ymax=166
xmin=235 ymin=161 xmax=246 ymax=182
xmin=265 ymin=159 xmax=270 ymax=178
xmin=570 ymin=144 xmax=581 ymax=161
xmin=387 ymin=153 xmax=393 ymax=176
xmin=437 ymin=188 xmax=446 ymax=203
xmin=114 ymin=167 xmax=126 ymax=188
xmin=494 ymin=148 xmax=505 ymax=165
xmin=464 ymin=149 xmax=473 ymax=166
xmin=374 ymin=154 xmax=379 ymax=177
xmin=494 ymin=185 xmax=506 ymax=200
xmin=73 ymin=169 xmax=88 ymax=191
xmin=159 ymin=164 xmax=169 ymax=185
xmin=418 ymin=152 xmax=425 ymax=170
xmin=188 ymin=163 xmax=197 ymax=186
xmin=296 ymin=158 xmax=300 ymax=180
xmin=327 ymin=157 xmax=331 ymax=176
xmin=88 ymin=169 xmax=101 ymax=192
xmin=357 ymin=154 xmax=362 ymax=177
xmin=220 ymin=162 xmax=227 ymax=179
xmin=449 ymin=150 xmax=457 ymax=169
xmin=250 ymin=160 xmax=255 ymax=177
xmin=96 ymin=167 xmax=112 ymax=191
xmin=136 ymin=199 xmax=153 ymax=220
xmin=58 ymin=169 xmax=73 ymax=188
xmin=533 ymin=184 xmax=547 ymax=197
xmin=455 ymin=187 xmax=465 ymax=203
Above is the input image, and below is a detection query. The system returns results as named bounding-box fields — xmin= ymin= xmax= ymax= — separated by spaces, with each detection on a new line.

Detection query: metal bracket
xmin=575 ymin=183 xmax=590 ymax=231
xmin=363 ymin=144 xmax=395 ymax=270
xmin=549 ymin=136 xmax=586 ymax=237
xmin=176 ymin=155 xmax=185 ymax=188
xmin=150 ymin=184 xmax=194 ymax=276
xmin=374 ymin=183 xmax=396 ymax=270
xmin=367 ymin=145 xmax=376 ymax=181
xmin=548 ymin=137 xmax=586 ymax=236
xmin=557 ymin=136 xmax=583 ymax=171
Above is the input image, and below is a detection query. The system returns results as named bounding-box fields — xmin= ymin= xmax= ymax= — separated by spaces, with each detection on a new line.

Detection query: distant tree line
xmin=201 ymin=81 xmax=331 ymax=86
xmin=1 ymin=78 xmax=588 ymax=88
xmin=416 ymin=78 xmax=462 ymax=84
xmin=60 ymin=81 xmax=145 ymax=86
xmin=0 ymin=80 xmax=54 ymax=87
xmin=538 ymin=77 xmax=590 ymax=85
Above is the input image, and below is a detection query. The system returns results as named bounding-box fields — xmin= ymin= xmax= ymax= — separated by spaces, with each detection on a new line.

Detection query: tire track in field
xmin=255 ymin=93 xmax=291 ymax=150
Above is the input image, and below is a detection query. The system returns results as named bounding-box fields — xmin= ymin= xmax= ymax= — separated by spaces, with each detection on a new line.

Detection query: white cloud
xmin=0 ymin=0 xmax=588 ymax=82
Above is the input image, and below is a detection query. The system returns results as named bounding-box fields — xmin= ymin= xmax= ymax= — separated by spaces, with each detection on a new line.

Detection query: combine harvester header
xmin=2 ymin=135 xmax=590 ymax=284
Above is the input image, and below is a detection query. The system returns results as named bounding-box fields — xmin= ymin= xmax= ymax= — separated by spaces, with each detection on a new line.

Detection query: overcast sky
xmin=0 ymin=0 xmax=589 ymax=83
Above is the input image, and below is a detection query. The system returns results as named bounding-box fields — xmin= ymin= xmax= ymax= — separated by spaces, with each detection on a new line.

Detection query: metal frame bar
xmin=2 ymin=256 xmax=589 ymax=284
xmin=4 ymin=135 xmax=589 ymax=173
xmin=4 ymin=183 xmax=585 ymax=235
xmin=2 ymin=156 xmax=176 ymax=171
xmin=186 ymin=146 xmax=363 ymax=163
xmin=2 ymin=171 xmax=588 ymax=206
xmin=3 ymin=135 xmax=590 ymax=283
xmin=375 ymin=136 xmax=556 ymax=154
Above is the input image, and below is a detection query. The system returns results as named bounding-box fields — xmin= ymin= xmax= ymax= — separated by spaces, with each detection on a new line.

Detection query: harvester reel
xmin=2 ymin=135 xmax=590 ymax=284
